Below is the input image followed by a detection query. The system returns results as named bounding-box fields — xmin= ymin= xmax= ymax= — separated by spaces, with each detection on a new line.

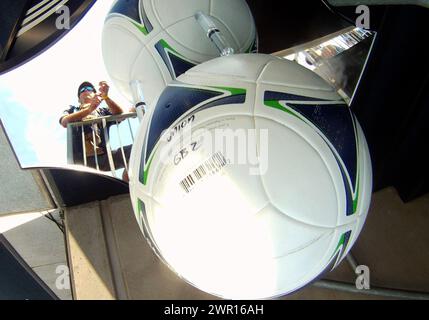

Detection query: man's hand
xmin=91 ymin=94 xmax=103 ymax=109
xmin=60 ymin=91 xmax=103 ymax=128
xmin=60 ymin=95 xmax=102 ymax=128
xmin=100 ymin=82 xmax=124 ymax=115
xmin=99 ymin=81 xmax=110 ymax=99
xmin=84 ymin=94 xmax=102 ymax=112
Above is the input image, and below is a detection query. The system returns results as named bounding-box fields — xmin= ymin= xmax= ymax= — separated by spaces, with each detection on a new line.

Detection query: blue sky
xmin=0 ymin=0 xmax=138 ymax=168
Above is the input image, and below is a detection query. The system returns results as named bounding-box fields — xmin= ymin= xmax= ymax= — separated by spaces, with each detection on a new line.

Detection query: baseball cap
xmin=77 ymin=81 xmax=96 ymax=97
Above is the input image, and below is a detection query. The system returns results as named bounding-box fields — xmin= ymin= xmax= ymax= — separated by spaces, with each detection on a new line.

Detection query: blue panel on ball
xmin=263 ymin=90 xmax=358 ymax=215
xmin=192 ymin=94 xmax=246 ymax=112
xmin=168 ymin=52 xmax=196 ymax=78
xmin=108 ymin=0 xmax=141 ymax=23
xmin=334 ymin=153 xmax=355 ymax=215
xmin=139 ymin=1 xmax=153 ymax=32
xmin=154 ymin=40 xmax=175 ymax=79
xmin=145 ymin=86 xmax=223 ymax=163
xmin=154 ymin=41 xmax=196 ymax=79
xmin=264 ymin=91 xmax=330 ymax=102
xmin=108 ymin=0 xmax=153 ymax=32
xmin=287 ymin=103 xmax=357 ymax=192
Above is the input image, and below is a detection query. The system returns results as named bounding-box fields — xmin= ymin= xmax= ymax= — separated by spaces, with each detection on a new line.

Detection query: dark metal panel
xmin=351 ymin=5 xmax=429 ymax=201
xmin=0 ymin=0 xmax=29 ymax=62
xmin=0 ymin=234 xmax=58 ymax=300
xmin=43 ymin=168 xmax=129 ymax=207
xmin=245 ymin=0 xmax=350 ymax=53
xmin=0 ymin=0 xmax=97 ymax=76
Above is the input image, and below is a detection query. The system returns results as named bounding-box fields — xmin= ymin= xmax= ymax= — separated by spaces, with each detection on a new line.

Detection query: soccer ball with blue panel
xmin=128 ymin=53 xmax=372 ymax=299
xmin=102 ymin=0 xmax=257 ymax=107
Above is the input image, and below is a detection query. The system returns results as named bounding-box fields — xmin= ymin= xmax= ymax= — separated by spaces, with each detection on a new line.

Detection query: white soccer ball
xmin=128 ymin=54 xmax=373 ymax=299
xmin=102 ymin=0 xmax=257 ymax=106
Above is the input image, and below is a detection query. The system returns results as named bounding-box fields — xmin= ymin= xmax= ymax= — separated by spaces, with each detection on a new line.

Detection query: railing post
xmin=127 ymin=118 xmax=134 ymax=142
xmin=116 ymin=120 xmax=128 ymax=174
xmin=65 ymin=113 xmax=137 ymax=177
xmin=66 ymin=124 xmax=74 ymax=165
xmin=102 ymin=118 xmax=117 ymax=178
xmin=91 ymin=123 xmax=99 ymax=171
xmin=81 ymin=124 xmax=87 ymax=167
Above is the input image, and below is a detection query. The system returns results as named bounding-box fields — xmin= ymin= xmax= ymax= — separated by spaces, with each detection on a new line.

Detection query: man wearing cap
xmin=59 ymin=81 xmax=132 ymax=177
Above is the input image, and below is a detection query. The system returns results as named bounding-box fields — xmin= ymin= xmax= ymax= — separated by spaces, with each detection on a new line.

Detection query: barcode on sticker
xmin=180 ymin=152 xmax=227 ymax=193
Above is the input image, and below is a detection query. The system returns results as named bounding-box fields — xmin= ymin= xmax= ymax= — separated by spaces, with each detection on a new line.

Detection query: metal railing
xmin=313 ymin=253 xmax=429 ymax=300
xmin=66 ymin=112 xmax=137 ymax=178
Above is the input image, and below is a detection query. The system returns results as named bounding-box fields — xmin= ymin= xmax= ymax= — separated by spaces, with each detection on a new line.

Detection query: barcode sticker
xmin=180 ymin=152 xmax=227 ymax=193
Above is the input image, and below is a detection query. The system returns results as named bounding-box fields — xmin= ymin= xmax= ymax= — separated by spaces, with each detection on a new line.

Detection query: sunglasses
xmin=79 ymin=86 xmax=95 ymax=94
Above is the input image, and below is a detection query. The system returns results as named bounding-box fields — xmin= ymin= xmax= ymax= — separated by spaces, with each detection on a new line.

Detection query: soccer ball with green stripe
xmin=102 ymin=0 xmax=257 ymax=107
xmin=128 ymin=53 xmax=373 ymax=299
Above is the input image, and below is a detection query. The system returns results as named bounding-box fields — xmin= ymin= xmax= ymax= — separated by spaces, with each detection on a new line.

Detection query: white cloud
xmin=25 ymin=112 xmax=68 ymax=166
